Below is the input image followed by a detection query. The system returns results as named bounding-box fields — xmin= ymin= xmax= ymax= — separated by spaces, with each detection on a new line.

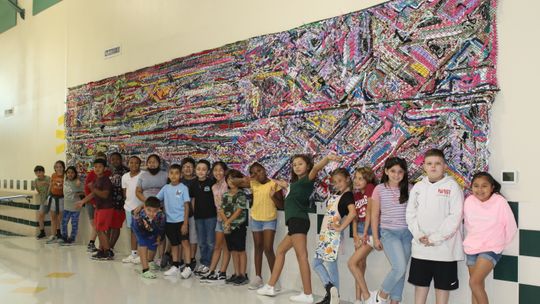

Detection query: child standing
xmin=189 ymin=159 xmax=216 ymax=276
xmin=201 ymin=161 xmax=231 ymax=284
xmin=59 ymin=166 xmax=84 ymax=245
xmin=229 ymin=162 xmax=284 ymax=290
xmin=90 ymin=158 xmax=115 ymax=260
xmin=158 ymin=164 xmax=193 ymax=279
xmin=348 ymin=167 xmax=377 ymax=304
xmin=132 ymin=196 xmax=166 ymax=279
xmin=406 ymin=149 xmax=464 ymax=304
xmin=463 ymin=172 xmax=517 ymax=304
xmin=109 ymin=152 xmax=129 ymax=251
xmin=180 ymin=157 xmax=198 ymax=270
xmin=34 ymin=166 xmax=51 ymax=239
xmin=313 ymin=168 xmax=356 ymax=304
xmin=122 ymin=156 xmax=143 ymax=264
xmin=46 ymin=160 xmax=66 ymax=244
xmin=220 ymin=169 xmax=250 ymax=285
xmin=258 ymin=152 xmax=341 ymax=304
xmin=369 ymin=157 xmax=411 ymax=304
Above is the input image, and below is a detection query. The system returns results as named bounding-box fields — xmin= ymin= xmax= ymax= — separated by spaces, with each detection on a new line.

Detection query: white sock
xmin=131 ymin=250 xmax=138 ymax=256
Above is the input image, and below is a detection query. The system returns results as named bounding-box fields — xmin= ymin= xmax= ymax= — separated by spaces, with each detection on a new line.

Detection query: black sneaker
xmin=108 ymin=249 xmax=115 ymax=258
xmin=233 ymin=275 xmax=249 ymax=286
xmin=161 ymin=252 xmax=172 ymax=268
xmin=91 ymin=250 xmax=105 ymax=260
xmin=207 ymin=272 xmax=227 ymax=285
xmin=103 ymin=250 xmax=114 ymax=260
xmin=199 ymin=271 xmax=214 ymax=283
xmin=316 ymin=283 xmax=332 ymax=304
xmin=225 ymin=274 xmax=238 ymax=284
xmin=36 ymin=230 xmax=46 ymax=239
xmin=87 ymin=242 xmax=97 ymax=253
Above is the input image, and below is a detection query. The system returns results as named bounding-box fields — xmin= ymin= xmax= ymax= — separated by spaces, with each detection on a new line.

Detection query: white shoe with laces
xmin=289 ymin=292 xmax=314 ymax=303
xmin=248 ymin=275 xmax=264 ymax=290
xmin=122 ymin=255 xmax=138 ymax=263
xmin=367 ymin=290 xmax=387 ymax=304
xmin=164 ymin=266 xmax=179 ymax=276
xmin=256 ymin=284 xmax=276 ymax=297
xmin=180 ymin=266 xmax=192 ymax=279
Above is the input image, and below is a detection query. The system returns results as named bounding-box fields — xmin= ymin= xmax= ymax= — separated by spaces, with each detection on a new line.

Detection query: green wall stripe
xmin=520 ymin=284 xmax=540 ymax=304
xmin=508 ymin=201 xmax=519 ymax=227
xmin=0 ymin=229 xmax=23 ymax=236
xmin=0 ymin=200 xmax=40 ymax=210
xmin=0 ymin=214 xmax=50 ymax=227
xmin=33 ymin=0 xmax=61 ymax=16
xmin=0 ymin=0 xmax=17 ymax=34
xmin=520 ymin=230 xmax=540 ymax=257
xmin=494 ymin=255 xmax=518 ymax=282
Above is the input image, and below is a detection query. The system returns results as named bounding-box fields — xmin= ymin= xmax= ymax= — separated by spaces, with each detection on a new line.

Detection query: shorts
xmin=225 ymin=225 xmax=247 ymax=251
xmin=110 ymin=209 xmax=125 ymax=229
xmin=408 ymin=258 xmax=459 ymax=290
xmin=48 ymin=196 xmax=64 ymax=214
xmin=189 ymin=216 xmax=197 ymax=244
xmin=215 ymin=220 xmax=224 ymax=233
xmin=86 ymin=203 xmax=95 ymax=220
xmin=287 ymin=218 xmax=310 ymax=235
xmin=39 ymin=201 xmax=50 ymax=214
xmin=250 ymin=218 xmax=277 ymax=232
xmin=94 ymin=208 xmax=114 ymax=232
xmin=125 ymin=210 xmax=133 ymax=229
xmin=165 ymin=222 xmax=189 ymax=246
xmin=466 ymin=251 xmax=502 ymax=267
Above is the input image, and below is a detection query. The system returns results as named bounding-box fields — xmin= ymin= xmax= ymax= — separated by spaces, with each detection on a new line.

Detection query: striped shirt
xmin=373 ymin=184 xmax=409 ymax=229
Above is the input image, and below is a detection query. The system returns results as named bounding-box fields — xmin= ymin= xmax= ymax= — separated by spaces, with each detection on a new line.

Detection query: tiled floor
xmin=0 ymin=236 xmax=324 ymax=304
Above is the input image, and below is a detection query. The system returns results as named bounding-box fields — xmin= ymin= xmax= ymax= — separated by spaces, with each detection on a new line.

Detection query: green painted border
xmin=33 ymin=0 xmax=61 ymax=16
xmin=0 ymin=214 xmax=50 ymax=227
xmin=494 ymin=255 xmax=518 ymax=282
xmin=0 ymin=200 xmax=40 ymax=210
xmin=0 ymin=229 xmax=23 ymax=236
xmin=519 ymin=230 xmax=540 ymax=257
xmin=520 ymin=284 xmax=540 ymax=304
xmin=0 ymin=0 xmax=17 ymax=34
xmin=508 ymin=201 xmax=519 ymax=227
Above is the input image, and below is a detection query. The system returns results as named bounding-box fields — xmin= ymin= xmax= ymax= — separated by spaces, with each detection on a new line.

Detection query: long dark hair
xmin=290 ymin=154 xmax=314 ymax=183
xmin=65 ymin=166 xmax=78 ymax=180
xmin=380 ymin=157 xmax=409 ymax=204
xmin=471 ymin=172 xmax=502 ymax=197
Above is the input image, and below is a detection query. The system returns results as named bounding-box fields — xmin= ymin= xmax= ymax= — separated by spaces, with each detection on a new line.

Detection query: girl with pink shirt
xmin=463 ymin=172 xmax=517 ymax=304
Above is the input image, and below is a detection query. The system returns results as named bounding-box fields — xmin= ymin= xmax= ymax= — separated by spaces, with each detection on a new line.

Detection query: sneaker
xmin=108 ymin=249 xmax=115 ymax=257
xmin=149 ymin=262 xmax=160 ymax=271
xmin=122 ymin=255 xmax=138 ymax=263
xmin=206 ymin=272 xmax=226 ymax=284
xmin=195 ymin=265 xmax=210 ymax=277
xmin=199 ymin=271 xmax=215 ymax=283
xmin=91 ymin=250 xmax=105 ymax=260
xmin=60 ymin=239 xmax=74 ymax=246
xmin=290 ymin=293 xmax=314 ymax=303
xmin=257 ymin=284 xmax=277 ymax=296
xmin=225 ymin=274 xmax=238 ymax=285
xmin=317 ymin=284 xmax=331 ymax=304
xmin=367 ymin=291 xmax=387 ymax=304
xmin=57 ymin=238 xmax=66 ymax=245
xmin=132 ymin=256 xmax=141 ymax=264
xmin=178 ymin=261 xmax=186 ymax=271
xmin=164 ymin=266 xmax=179 ymax=276
xmin=275 ymin=281 xmax=282 ymax=292
xmin=36 ymin=231 xmax=46 ymax=239
xmin=233 ymin=275 xmax=249 ymax=286
xmin=180 ymin=266 xmax=192 ymax=279
xmin=46 ymin=235 xmax=58 ymax=244
xmin=248 ymin=275 xmax=264 ymax=290
xmin=141 ymin=270 xmax=157 ymax=279
xmin=87 ymin=242 xmax=97 ymax=253
xmin=329 ymin=285 xmax=339 ymax=304
xmin=353 ymin=300 xmax=364 ymax=304
xmin=161 ymin=252 xmax=172 ymax=268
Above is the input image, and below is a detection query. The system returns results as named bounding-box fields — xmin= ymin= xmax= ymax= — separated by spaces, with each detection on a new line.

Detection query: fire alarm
xmin=501 ymin=171 xmax=518 ymax=184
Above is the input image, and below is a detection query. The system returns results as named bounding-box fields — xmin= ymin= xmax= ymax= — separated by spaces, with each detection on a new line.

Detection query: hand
xmin=133 ymin=205 xmax=143 ymax=215
xmin=419 ymin=236 xmax=433 ymax=246
xmin=353 ymin=235 xmax=362 ymax=249
xmin=331 ymin=222 xmax=342 ymax=231
xmin=362 ymin=232 xmax=369 ymax=244
xmin=74 ymin=200 xmax=85 ymax=208
xmin=373 ymin=238 xmax=383 ymax=251
xmin=326 ymin=152 xmax=342 ymax=162
xmin=181 ymin=223 xmax=188 ymax=235
xmin=143 ymin=220 xmax=150 ymax=230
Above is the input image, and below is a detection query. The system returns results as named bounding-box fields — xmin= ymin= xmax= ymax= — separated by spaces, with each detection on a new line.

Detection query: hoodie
xmin=406 ymin=175 xmax=464 ymax=261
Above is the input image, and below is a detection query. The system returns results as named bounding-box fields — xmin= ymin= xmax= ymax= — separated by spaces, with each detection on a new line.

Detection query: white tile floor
xmin=0 ymin=236 xmax=327 ymax=304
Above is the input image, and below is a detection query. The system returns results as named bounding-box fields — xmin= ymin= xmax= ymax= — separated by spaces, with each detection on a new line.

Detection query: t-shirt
xmin=221 ymin=191 xmax=248 ymax=230
xmin=212 ymin=180 xmax=228 ymax=222
xmin=94 ymin=176 xmax=114 ymax=210
xmin=137 ymin=170 xmax=168 ymax=199
xmin=85 ymin=169 xmax=112 ymax=206
xmin=110 ymin=166 xmax=129 ymax=210
xmin=50 ymin=173 xmax=64 ymax=196
xmin=122 ymin=171 xmax=143 ymax=212
xmin=156 ymin=183 xmax=190 ymax=223
xmin=372 ymin=184 xmax=409 ymax=229
xmin=63 ymin=179 xmax=84 ymax=212
xmin=132 ymin=208 xmax=166 ymax=238
xmin=284 ymin=176 xmax=315 ymax=223
xmin=181 ymin=177 xmax=197 ymax=217
xmin=337 ymin=191 xmax=355 ymax=218
xmin=354 ymin=184 xmax=375 ymax=222
xmin=189 ymin=178 xmax=216 ymax=219
xmin=250 ymin=179 xmax=279 ymax=221
xmin=34 ymin=176 xmax=51 ymax=204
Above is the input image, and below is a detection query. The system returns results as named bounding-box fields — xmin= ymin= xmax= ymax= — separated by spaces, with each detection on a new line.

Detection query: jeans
xmin=380 ymin=228 xmax=413 ymax=302
xmin=195 ymin=217 xmax=217 ymax=266
xmin=61 ymin=210 xmax=80 ymax=241
xmin=313 ymin=257 xmax=340 ymax=290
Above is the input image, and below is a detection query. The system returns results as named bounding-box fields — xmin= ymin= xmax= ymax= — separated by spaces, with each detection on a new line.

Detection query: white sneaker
xmin=122 ymin=255 xmax=137 ymax=263
xmin=248 ymin=275 xmax=264 ymax=290
xmin=275 ymin=281 xmax=281 ymax=292
xmin=256 ymin=284 xmax=276 ymax=297
xmin=132 ymin=256 xmax=141 ymax=264
xmin=354 ymin=300 xmax=363 ymax=304
xmin=367 ymin=291 xmax=387 ymax=304
xmin=289 ymin=293 xmax=314 ymax=303
xmin=46 ymin=235 xmax=58 ymax=244
xmin=164 ymin=266 xmax=179 ymax=276
xmin=196 ymin=265 xmax=210 ymax=277
xmin=180 ymin=267 xmax=192 ymax=279
xmin=329 ymin=286 xmax=340 ymax=304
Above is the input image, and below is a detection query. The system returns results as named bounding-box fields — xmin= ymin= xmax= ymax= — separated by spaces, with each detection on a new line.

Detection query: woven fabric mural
xmin=66 ymin=0 xmax=498 ymax=200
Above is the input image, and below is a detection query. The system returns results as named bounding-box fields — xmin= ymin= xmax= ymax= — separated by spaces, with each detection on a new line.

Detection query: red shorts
xmin=110 ymin=209 xmax=126 ymax=229
xmin=94 ymin=208 xmax=114 ymax=232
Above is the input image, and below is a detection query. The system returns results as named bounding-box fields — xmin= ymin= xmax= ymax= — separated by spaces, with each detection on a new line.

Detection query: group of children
xmin=33 ymin=148 xmax=517 ymax=304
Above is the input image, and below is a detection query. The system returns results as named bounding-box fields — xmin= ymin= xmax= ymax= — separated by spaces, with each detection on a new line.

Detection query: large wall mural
xmin=66 ymin=0 xmax=498 ymax=200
